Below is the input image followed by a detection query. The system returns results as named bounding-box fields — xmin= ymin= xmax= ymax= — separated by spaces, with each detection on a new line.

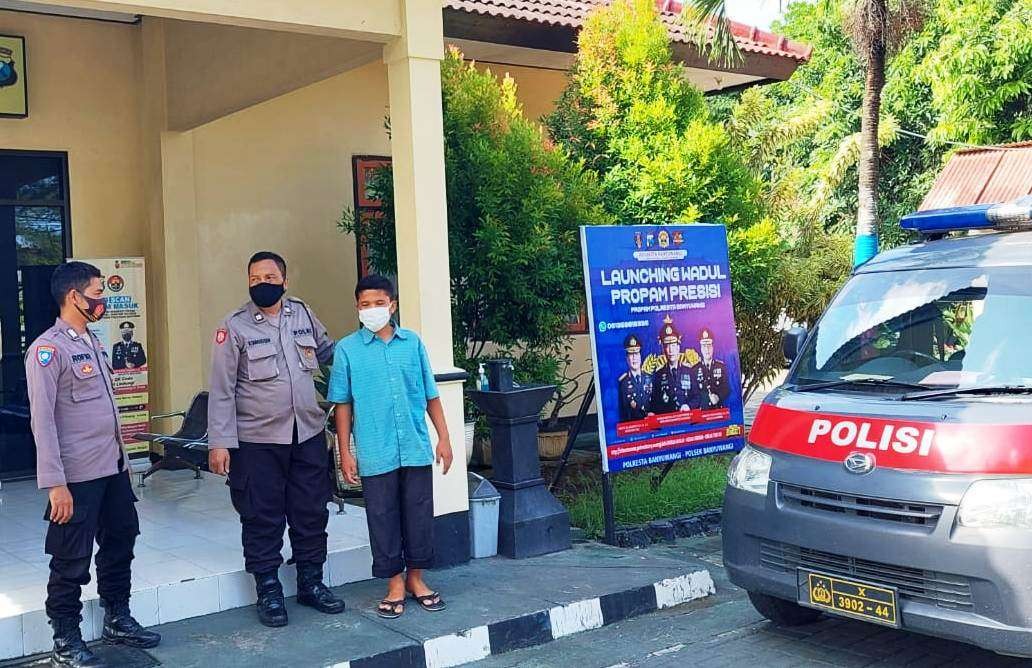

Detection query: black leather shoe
xmin=255 ymin=571 xmax=289 ymax=627
xmin=50 ymin=617 xmax=102 ymax=668
xmin=100 ymin=599 xmax=161 ymax=649
xmin=296 ymin=561 xmax=345 ymax=614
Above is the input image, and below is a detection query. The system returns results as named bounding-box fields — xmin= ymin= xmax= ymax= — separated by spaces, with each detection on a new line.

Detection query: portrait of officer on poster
xmin=693 ymin=327 xmax=730 ymax=409
xmin=112 ymin=321 xmax=147 ymax=370
xmin=581 ymin=224 xmax=745 ymax=473
xmin=617 ymin=333 xmax=652 ymax=421
xmin=649 ymin=315 xmax=697 ymax=415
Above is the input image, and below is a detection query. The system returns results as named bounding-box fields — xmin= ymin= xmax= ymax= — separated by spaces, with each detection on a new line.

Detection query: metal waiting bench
xmin=134 ymin=392 xmax=210 ymax=485
xmin=132 ymin=392 xmax=360 ymax=513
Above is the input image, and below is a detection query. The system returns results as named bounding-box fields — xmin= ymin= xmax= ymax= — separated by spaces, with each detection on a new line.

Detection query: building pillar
xmin=385 ymin=0 xmax=469 ymax=566
xmin=141 ymin=17 xmax=205 ymax=416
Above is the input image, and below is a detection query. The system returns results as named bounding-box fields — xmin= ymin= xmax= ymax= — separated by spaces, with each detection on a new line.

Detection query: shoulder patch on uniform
xmin=37 ymin=345 xmax=56 ymax=367
xmin=215 ymin=329 xmax=228 ymax=345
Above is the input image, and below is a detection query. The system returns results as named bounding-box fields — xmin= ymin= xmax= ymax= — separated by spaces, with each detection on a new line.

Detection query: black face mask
xmin=75 ymin=292 xmax=107 ymax=323
xmin=122 ymin=332 xmax=133 ymax=342
xmin=249 ymin=282 xmax=285 ymax=308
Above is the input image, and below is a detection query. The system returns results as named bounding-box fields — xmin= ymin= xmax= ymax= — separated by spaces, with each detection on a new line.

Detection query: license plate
xmin=798 ymin=569 xmax=900 ymax=628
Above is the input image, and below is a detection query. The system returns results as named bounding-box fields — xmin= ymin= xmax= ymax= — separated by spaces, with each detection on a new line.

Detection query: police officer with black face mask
xmin=111 ymin=321 xmax=146 ymax=370
xmin=207 ymin=251 xmax=344 ymax=627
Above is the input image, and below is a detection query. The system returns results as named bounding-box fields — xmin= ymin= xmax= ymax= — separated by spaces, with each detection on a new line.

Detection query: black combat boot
xmin=296 ymin=561 xmax=346 ymax=614
xmin=254 ymin=570 xmax=289 ymax=627
xmin=50 ymin=617 xmax=102 ymax=668
xmin=100 ymin=599 xmax=161 ymax=649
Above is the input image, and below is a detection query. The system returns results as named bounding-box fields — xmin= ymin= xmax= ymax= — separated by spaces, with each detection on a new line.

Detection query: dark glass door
xmin=0 ymin=151 xmax=71 ymax=481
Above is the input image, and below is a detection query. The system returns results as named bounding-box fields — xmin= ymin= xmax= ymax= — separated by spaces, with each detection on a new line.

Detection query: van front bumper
xmin=723 ymin=485 xmax=1032 ymax=658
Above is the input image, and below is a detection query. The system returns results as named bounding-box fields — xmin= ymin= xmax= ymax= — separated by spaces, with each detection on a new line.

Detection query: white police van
xmin=722 ymin=197 xmax=1032 ymax=657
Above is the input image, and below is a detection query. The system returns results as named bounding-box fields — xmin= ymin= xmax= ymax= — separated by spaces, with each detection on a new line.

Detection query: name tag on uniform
xmin=71 ymin=353 xmax=92 ymax=363
xmin=248 ymin=338 xmax=271 ymax=346
xmin=293 ymin=327 xmax=313 ymax=337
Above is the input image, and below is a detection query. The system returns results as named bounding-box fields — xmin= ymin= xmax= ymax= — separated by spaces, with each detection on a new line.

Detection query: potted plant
xmin=513 ymin=347 xmax=593 ymax=460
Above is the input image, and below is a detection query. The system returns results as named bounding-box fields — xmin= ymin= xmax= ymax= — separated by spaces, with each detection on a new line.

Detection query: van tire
xmin=747 ymin=591 xmax=823 ymax=626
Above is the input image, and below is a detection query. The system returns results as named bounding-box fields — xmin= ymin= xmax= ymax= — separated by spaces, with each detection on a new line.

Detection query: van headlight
xmin=957 ymin=479 xmax=1032 ymax=529
xmin=727 ymin=445 xmax=772 ymax=496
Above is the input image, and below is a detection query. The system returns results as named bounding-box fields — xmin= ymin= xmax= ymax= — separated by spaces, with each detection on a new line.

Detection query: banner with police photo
xmin=76 ymin=257 xmax=150 ymax=454
xmin=581 ymin=225 xmax=745 ymax=473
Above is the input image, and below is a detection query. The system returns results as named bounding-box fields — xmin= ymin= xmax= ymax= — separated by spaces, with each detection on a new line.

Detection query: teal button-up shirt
xmin=327 ymin=326 xmax=439 ymax=477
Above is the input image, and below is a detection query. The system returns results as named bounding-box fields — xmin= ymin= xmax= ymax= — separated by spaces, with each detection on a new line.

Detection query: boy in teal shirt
xmin=328 ymin=274 xmax=453 ymax=618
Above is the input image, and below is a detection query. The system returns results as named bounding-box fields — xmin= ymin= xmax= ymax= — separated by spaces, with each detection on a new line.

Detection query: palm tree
xmin=684 ymin=0 xmax=923 ymax=267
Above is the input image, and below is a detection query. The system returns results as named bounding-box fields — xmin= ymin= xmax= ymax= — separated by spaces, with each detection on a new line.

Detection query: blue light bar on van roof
xmin=901 ymin=196 xmax=1032 ymax=234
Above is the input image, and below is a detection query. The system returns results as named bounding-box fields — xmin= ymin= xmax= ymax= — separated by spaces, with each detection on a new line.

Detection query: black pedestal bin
xmin=469 ymin=385 xmax=572 ymax=558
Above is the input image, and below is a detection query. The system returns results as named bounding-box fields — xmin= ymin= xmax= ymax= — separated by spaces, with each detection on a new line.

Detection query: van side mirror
xmin=782 ymin=326 xmax=807 ymax=363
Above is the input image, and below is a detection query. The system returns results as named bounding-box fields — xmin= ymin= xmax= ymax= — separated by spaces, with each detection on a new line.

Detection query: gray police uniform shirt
xmin=26 ymin=318 xmax=126 ymax=489
xmin=208 ymin=297 xmax=334 ymax=448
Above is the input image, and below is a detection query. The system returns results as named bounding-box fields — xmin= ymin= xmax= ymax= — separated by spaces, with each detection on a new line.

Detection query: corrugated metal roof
xmin=920 ymin=142 xmax=1032 ymax=210
xmin=444 ymin=0 xmax=812 ymax=62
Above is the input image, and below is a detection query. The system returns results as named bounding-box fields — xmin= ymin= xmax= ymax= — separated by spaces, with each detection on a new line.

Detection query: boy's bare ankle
xmin=386 ymin=575 xmax=406 ymax=600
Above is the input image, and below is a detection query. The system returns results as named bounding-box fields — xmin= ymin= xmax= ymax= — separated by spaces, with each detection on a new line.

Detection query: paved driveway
xmin=472 ymin=535 xmax=1030 ymax=667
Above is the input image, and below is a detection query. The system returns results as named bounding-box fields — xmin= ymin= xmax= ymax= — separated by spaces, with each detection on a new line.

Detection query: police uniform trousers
xmin=228 ymin=427 xmax=331 ymax=575
xmin=361 ymin=465 xmax=434 ymax=579
xmin=44 ymin=467 xmax=140 ymax=621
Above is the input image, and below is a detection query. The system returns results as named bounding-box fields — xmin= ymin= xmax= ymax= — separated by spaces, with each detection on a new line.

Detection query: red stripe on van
xmin=749 ymin=404 xmax=1032 ymax=474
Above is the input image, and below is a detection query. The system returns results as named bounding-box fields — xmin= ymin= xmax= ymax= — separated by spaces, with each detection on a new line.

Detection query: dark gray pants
xmin=361 ymin=466 xmax=434 ymax=578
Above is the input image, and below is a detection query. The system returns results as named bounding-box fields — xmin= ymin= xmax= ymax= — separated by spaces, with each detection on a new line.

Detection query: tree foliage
xmin=721 ymin=0 xmax=1032 ymax=250
xmin=546 ymin=0 xmax=793 ymax=398
xmin=341 ymin=48 xmax=610 ymax=382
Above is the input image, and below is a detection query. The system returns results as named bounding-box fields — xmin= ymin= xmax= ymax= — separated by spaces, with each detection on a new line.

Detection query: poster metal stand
xmin=547 ymin=378 xmax=617 ymax=545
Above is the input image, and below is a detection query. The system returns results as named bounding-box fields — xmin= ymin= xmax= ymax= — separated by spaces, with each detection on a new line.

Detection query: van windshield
xmin=789 ymin=267 xmax=1032 ymax=392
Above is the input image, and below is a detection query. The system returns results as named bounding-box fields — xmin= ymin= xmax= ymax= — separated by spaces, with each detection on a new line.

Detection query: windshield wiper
xmin=794 ymin=377 xmax=929 ymax=393
xmin=900 ymin=385 xmax=1032 ymax=401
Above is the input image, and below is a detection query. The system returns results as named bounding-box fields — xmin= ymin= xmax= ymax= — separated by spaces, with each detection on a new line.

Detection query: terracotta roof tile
xmin=444 ymin=0 xmax=812 ymax=61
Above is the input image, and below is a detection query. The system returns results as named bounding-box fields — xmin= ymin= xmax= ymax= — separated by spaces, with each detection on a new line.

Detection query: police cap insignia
xmin=659 ymin=315 xmax=681 ymax=344
xmin=698 ymin=328 xmax=714 ymax=343
xmin=623 ymin=333 xmax=642 ymax=353
xmin=215 ymin=329 xmax=228 ymax=345
xmin=37 ymin=345 xmax=56 ymax=367
xmin=119 ymin=321 xmax=134 ymax=330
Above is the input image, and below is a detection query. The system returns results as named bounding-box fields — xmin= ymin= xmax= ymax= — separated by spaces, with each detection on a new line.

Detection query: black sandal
xmin=377 ymin=599 xmax=405 ymax=619
xmin=410 ymin=591 xmax=446 ymax=612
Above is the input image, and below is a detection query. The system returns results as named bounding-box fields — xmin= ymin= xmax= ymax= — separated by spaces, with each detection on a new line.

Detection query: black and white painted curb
xmin=327 ymin=569 xmax=715 ymax=668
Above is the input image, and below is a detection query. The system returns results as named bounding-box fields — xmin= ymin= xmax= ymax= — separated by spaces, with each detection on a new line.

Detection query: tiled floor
xmin=0 ymin=469 xmax=372 ymax=659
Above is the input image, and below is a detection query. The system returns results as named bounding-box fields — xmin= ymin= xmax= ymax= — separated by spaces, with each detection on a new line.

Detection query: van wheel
xmin=747 ymin=591 xmax=823 ymax=626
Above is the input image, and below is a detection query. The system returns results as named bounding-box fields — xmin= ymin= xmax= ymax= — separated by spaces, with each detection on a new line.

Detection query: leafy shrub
xmin=341 ymin=48 xmax=611 ymax=393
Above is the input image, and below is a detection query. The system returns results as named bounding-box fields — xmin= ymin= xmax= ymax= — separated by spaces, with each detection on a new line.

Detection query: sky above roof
xmin=724 ymin=0 xmax=786 ymax=30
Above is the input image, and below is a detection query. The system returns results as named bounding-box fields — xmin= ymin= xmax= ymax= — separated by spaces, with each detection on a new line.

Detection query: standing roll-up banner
xmin=580 ymin=224 xmax=746 ymax=473
xmin=75 ymin=257 xmax=150 ymax=455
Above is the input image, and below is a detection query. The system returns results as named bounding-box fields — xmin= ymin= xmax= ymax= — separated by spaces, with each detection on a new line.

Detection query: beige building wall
xmin=190 ymin=57 xmax=569 ymax=372
xmin=475 ymin=62 xmax=569 ymax=125
xmin=191 ymin=61 xmax=391 ymax=371
xmin=0 ymin=10 xmax=146 ymax=259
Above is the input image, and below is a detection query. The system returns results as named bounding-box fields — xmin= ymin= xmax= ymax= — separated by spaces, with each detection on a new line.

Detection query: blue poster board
xmin=581 ymin=225 xmax=746 ymax=473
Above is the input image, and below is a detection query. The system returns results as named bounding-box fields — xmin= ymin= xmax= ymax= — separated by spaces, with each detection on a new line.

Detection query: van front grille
xmin=760 ymin=540 xmax=973 ymax=610
xmin=779 ymin=483 xmax=943 ymax=530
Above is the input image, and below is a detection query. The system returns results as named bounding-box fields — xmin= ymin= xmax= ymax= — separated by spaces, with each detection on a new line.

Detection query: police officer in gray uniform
xmin=26 ymin=262 xmax=160 ymax=668
xmin=207 ymin=251 xmax=344 ymax=627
